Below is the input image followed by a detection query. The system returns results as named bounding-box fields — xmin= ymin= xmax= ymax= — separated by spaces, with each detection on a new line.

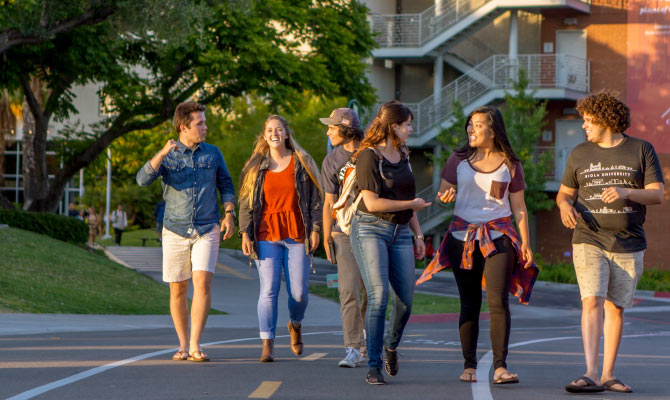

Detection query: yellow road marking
xmin=248 ymin=381 xmax=281 ymax=398
xmin=216 ymin=263 xmax=253 ymax=280
xmin=300 ymin=352 xmax=327 ymax=361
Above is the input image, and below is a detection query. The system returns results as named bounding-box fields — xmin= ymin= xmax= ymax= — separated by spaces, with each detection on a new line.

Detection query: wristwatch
xmin=225 ymin=209 xmax=236 ymax=219
xmin=415 ymin=234 xmax=424 ymax=241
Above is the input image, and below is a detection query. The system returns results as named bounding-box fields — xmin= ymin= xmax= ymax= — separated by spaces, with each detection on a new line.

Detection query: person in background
xmin=67 ymin=202 xmax=78 ymax=218
xmin=239 ymin=115 xmax=322 ymax=363
xmin=110 ymin=204 xmax=128 ymax=246
xmin=320 ymin=108 xmax=368 ymax=368
xmin=86 ymin=206 xmax=99 ymax=247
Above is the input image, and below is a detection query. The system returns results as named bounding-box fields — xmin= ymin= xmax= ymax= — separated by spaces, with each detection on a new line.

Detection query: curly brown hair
xmin=576 ymin=90 xmax=630 ymax=133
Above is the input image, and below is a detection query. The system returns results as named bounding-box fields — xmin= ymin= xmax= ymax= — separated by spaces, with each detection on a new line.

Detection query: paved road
xmin=2 ymin=247 xmax=670 ymax=400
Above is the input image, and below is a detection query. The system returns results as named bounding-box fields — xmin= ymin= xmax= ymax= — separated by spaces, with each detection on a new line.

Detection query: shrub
xmin=0 ymin=209 xmax=88 ymax=244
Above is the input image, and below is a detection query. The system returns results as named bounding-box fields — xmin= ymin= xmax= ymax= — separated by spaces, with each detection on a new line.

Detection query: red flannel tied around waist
xmin=417 ymin=215 xmax=539 ymax=305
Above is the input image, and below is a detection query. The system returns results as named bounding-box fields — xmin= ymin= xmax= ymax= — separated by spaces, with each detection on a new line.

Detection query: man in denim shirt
xmin=137 ymin=102 xmax=236 ymax=362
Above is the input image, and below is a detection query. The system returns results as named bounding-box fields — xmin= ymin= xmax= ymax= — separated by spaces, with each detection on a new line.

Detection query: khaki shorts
xmin=572 ymin=243 xmax=644 ymax=309
xmin=161 ymin=225 xmax=220 ymax=282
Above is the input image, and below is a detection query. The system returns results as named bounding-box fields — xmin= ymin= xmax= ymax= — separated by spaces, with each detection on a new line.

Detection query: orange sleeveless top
xmin=257 ymin=156 xmax=305 ymax=242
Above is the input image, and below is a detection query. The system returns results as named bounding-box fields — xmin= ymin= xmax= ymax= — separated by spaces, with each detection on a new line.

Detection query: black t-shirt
xmin=561 ymin=135 xmax=664 ymax=252
xmin=321 ymin=146 xmax=353 ymax=233
xmin=355 ymin=147 xmax=416 ymax=224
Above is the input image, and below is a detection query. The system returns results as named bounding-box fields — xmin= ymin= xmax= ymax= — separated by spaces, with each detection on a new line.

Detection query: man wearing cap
xmin=320 ymin=108 xmax=368 ymax=368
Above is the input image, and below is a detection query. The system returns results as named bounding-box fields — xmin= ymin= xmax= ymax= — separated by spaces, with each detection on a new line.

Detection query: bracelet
xmin=436 ymin=198 xmax=448 ymax=208
xmin=415 ymin=234 xmax=424 ymax=241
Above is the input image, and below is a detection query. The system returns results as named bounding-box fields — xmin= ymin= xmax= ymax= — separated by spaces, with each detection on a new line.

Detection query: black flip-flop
xmin=603 ymin=378 xmax=632 ymax=393
xmin=565 ymin=376 xmax=605 ymax=393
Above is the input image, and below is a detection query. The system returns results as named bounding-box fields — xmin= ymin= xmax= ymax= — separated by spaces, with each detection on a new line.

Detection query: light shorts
xmin=572 ymin=243 xmax=644 ymax=309
xmin=161 ymin=225 xmax=220 ymax=282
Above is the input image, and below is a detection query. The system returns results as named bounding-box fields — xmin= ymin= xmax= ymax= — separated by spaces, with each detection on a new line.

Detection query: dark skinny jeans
xmin=446 ymin=233 xmax=515 ymax=370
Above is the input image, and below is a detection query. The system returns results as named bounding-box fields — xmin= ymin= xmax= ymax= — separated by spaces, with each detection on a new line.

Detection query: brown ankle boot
xmin=260 ymin=339 xmax=274 ymax=362
xmin=287 ymin=321 xmax=303 ymax=355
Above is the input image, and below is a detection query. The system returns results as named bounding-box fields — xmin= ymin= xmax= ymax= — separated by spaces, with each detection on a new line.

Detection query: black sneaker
xmin=366 ymin=367 xmax=386 ymax=385
xmin=384 ymin=347 xmax=399 ymax=376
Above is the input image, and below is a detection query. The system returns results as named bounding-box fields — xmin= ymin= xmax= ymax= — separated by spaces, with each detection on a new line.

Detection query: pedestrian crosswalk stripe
xmin=299 ymin=352 xmax=327 ymax=361
xmin=248 ymin=381 xmax=281 ymax=398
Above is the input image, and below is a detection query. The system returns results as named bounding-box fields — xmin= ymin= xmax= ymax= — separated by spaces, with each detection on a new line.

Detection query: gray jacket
xmin=239 ymin=153 xmax=322 ymax=258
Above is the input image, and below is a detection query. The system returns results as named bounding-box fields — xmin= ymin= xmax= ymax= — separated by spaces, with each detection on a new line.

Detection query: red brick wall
xmin=541 ymin=2 xmax=628 ymax=96
xmin=534 ymin=2 xmax=670 ymax=271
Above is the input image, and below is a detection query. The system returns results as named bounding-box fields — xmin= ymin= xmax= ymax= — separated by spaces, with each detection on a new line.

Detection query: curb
xmin=102 ymin=247 xmax=133 ymax=269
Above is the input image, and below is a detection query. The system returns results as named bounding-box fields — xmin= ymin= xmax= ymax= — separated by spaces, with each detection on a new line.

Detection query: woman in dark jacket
xmin=239 ymin=115 xmax=322 ymax=363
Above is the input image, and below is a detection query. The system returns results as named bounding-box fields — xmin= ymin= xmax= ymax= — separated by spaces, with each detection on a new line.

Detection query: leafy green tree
xmin=501 ymin=69 xmax=553 ymax=214
xmin=82 ymin=92 xmax=347 ymax=228
xmin=0 ymin=0 xmax=376 ymax=212
xmin=0 ymin=0 xmax=206 ymax=54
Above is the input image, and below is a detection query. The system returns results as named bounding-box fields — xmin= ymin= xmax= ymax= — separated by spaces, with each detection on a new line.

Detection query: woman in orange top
xmin=239 ymin=115 xmax=322 ymax=363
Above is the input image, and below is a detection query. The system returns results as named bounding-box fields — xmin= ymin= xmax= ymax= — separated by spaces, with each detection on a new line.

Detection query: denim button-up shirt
xmin=136 ymin=141 xmax=236 ymax=238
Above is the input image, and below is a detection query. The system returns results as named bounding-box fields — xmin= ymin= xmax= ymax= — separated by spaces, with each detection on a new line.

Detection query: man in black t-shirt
xmin=557 ymin=92 xmax=664 ymax=394
xmin=320 ymin=108 xmax=368 ymax=368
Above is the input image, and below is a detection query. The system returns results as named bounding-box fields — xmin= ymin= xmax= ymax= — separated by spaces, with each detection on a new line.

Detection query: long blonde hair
xmin=239 ymin=115 xmax=322 ymax=208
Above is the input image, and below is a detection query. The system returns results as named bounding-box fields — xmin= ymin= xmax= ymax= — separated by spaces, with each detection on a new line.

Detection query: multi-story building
xmin=362 ymin=0 xmax=670 ymax=269
xmin=1 ymin=82 xmax=101 ymax=213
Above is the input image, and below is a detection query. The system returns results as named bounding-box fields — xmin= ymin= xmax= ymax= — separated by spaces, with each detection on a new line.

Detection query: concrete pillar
xmin=435 ymin=0 xmax=444 ymax=16
xmin=433 ymin=55 xmax=444 ymax=119
xmin=508 ymin=10 xmax=519 ymax=82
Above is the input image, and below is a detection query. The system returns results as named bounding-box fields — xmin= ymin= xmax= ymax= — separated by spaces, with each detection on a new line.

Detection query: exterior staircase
xmin=370 ymin=0 xmax=590 ymax=58
xmin=385 ymin=53 xmax=591 ymax=147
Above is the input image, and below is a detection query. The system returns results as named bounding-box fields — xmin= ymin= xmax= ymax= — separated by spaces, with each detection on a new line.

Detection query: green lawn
xmin=97 ymin=227 xmax=242 ymax=249
xmin=309 ymin=284 xmax=487 ymax=316
xmin=1 ymin=227 xmax=224 ymax=314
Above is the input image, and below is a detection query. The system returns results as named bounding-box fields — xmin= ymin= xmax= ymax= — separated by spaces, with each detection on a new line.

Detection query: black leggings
xmin=447 ymin=233 xmax=515 ymax=370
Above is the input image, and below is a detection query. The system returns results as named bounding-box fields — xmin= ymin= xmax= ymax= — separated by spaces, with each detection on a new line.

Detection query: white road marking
xmin=6 ymin=331 xmax=340 ymax=400
xmin=471 ymin=331 xmax=670 ymax=400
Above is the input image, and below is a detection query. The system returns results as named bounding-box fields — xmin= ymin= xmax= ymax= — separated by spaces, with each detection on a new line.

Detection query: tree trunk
xmin=22 ymin=77 xmax=50 ymax=211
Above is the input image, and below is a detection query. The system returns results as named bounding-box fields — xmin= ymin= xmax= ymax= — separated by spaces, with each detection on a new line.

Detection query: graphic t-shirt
xmin=321 ymin=146 xmax=354 ymax=233
xmin=561 ymin=135 xmax=664 ymax=252
xmin=441 ymin=153 xmax=526 ymax=241
xmin=356 ymin=147 xmax=415 ymax=225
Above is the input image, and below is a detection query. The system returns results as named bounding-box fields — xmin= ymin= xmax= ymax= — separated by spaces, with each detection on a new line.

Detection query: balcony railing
xmin=370 ymin=0 xmax=590 ymax=51
xmin=370 ymin=0 xmax=490 ymax=48
xmin=376 ymin=54 xmax=590 ymax=143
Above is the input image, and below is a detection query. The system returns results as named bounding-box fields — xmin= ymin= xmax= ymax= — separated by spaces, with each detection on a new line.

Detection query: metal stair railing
xmin=370 ymin=0 xmax=491 ymax=48
xmin=416 ymin=185 xmax=452 ymax=228
xmin=375 ymin=54 xmax=590 ymax=143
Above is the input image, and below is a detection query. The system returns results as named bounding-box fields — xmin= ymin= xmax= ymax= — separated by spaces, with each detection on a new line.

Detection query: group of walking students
xmin=136 ymin=90 xmax=664 ymax=393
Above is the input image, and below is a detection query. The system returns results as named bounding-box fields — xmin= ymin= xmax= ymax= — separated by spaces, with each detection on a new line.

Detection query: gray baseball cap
xmin=319 ymin=108 xmax=361 ymax=130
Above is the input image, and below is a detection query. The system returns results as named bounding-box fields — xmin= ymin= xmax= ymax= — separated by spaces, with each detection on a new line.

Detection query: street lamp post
xmin=103 ymin=147 xmax=112 ymax=239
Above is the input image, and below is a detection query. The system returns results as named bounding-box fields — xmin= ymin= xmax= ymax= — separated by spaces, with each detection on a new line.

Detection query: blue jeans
xmin=255 ymin=239 xmax=310 ymax=339
xmin=351 ymin=211 xmax=415 ymax=369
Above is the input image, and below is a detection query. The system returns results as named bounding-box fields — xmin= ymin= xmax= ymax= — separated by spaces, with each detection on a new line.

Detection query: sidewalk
xmin=0 ymin=247 xmax=342 ymax=337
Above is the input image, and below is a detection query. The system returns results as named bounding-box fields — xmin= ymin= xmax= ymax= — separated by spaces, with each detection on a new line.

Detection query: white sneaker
xmin=338 ymin=347 xmax=361 ymax=368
